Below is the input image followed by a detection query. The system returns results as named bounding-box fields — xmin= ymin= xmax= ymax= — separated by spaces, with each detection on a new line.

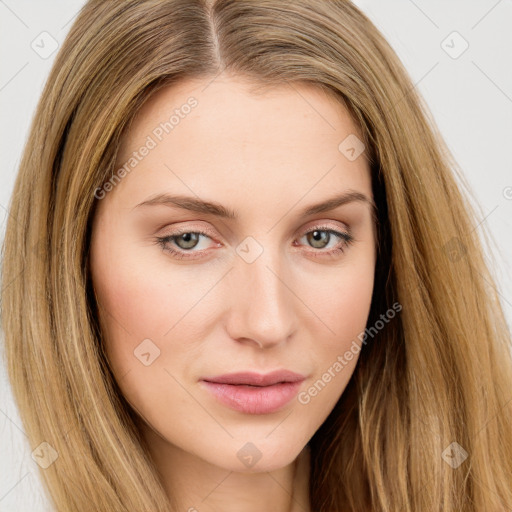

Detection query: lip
xmin=200 ymin=370 xmax=306 ymax=414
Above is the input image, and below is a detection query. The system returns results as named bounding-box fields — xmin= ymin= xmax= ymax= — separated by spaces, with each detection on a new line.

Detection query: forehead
xmin=121 ymin=74 xmax=363 ymax=155
xmin=104 ymin=74 xmax=371 ymax=215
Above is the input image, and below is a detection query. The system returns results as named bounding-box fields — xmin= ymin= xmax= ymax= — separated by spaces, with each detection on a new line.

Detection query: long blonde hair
xmin=2 ymin=1 xmax=511 ymax=510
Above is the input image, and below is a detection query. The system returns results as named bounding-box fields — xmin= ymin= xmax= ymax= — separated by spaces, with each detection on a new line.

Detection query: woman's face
xmin=90 ymin=75 xmax=376 ymax=473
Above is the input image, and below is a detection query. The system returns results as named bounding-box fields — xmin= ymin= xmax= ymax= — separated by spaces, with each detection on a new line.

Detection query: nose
xmin=224 ymin=245 xmax=297 ymax=350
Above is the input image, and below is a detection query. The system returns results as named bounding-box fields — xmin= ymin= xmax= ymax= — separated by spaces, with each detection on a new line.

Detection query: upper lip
xmin=201 ymin=370 xmax=305 ymax=387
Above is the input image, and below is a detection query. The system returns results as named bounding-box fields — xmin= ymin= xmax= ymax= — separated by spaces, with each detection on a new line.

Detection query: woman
xmin=2 ymin=0 xmax=511 ymax=511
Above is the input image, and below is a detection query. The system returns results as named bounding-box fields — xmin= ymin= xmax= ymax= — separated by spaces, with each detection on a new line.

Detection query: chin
xmin=199 ymin=436 xmax=307 ymax=473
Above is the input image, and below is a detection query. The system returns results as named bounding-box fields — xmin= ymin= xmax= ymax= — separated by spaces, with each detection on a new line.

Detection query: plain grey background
xmin=1 ymin=1 xmax=511 ymax=510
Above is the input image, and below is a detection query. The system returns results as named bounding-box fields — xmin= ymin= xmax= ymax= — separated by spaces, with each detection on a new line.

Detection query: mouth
xmin=200 ymin=370 xmax=306 ymax=414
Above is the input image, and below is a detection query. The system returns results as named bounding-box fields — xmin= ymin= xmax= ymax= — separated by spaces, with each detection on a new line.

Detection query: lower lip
xmin=200 ymin=380 xmax=303 ymax=414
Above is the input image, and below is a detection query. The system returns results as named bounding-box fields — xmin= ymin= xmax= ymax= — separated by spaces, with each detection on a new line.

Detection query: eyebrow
xmin=133 ymin=190 xmax=376 ymax=220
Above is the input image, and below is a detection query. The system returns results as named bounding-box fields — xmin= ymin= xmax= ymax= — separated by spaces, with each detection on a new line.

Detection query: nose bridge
xmin=226 ymin=239 xmax=296 ymax=348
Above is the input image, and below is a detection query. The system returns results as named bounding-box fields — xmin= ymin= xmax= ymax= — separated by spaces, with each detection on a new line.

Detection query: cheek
xmin=92 ymin=261 xmax=213 ymax=367
xmin=90 ymin=261 xmax=209 ymax=431
xmin=302 ymin=255 xmax=375 ymax=348
xmin=294 ymin=255 xmax=375 ymax=407
xmin=90 ymin=240 xmax=229 ymax=403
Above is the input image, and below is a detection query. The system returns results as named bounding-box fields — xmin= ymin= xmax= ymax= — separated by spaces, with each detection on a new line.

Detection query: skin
xmin=89 ymin=73 xmax=376 ymax=512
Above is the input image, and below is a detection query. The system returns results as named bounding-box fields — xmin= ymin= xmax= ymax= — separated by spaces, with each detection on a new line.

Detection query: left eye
xmin=169 ymin=232 xmax=208 ymax=250
xmin=298 ymin=229 xmax=348 ymax=250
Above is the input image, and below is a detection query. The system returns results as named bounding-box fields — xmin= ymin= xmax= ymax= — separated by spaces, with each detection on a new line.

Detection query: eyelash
xmin=155 ymin=224 xmax=354 ymax=261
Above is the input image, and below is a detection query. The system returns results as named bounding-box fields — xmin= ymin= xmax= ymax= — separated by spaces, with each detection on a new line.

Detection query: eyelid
xmin=157 ymin=222 xmax=218 ymax=240
xmin=298 ymin=220 xmax=350 ymax=237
